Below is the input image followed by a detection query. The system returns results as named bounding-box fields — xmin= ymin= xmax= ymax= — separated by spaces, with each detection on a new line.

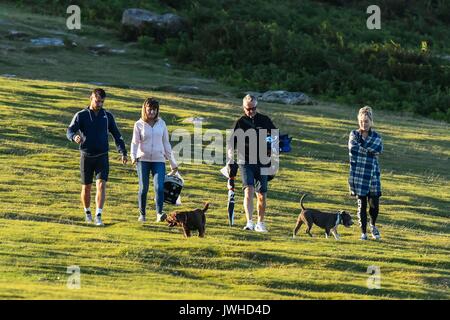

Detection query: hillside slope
xmin=0 ymin=5 xmax=449 ymax=299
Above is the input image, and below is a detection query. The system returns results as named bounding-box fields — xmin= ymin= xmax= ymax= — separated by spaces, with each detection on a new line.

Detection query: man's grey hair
xmin=243 ymin=94 xmax=258 ymax=107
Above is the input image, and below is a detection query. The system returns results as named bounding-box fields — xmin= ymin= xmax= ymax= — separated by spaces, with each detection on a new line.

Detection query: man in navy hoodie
xmin=67 ymin=88 xmax=128 ymax=226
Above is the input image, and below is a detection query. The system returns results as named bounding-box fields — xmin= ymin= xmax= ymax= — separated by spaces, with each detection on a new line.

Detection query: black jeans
xmin=357 ymin=195 xmax=379 ymax=234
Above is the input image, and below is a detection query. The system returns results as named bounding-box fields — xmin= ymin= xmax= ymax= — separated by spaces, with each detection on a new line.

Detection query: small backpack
xmin=279 ymin=134 xmax=292 ymax=153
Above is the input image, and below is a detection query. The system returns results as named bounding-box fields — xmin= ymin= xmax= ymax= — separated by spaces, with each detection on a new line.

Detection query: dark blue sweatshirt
xmin=67 ymin=107 xmax=127 ymax=157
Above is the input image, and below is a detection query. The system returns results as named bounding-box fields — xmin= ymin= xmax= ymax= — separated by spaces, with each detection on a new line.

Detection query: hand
xmin=73 ymin=135 xmax=82 ymax=144
xmin=169 ymin=167 xmax=178 ymax=175
xmin=122 ymin=155 xmax=128 ymax=165
xmin=131 ymin=158 xmax=137 ymax=165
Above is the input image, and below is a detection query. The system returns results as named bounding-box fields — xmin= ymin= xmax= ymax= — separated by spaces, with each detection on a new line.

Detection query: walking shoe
xmin=85 ymin=211 xmax=93 ymax=223
xmin=156 ymin=212 xmax=167 ymax=222
xmin=95 ymin=215 xmax=104 ymax=226
xmin=138 ymin=214 xmax=146 ymax=222
xmin=370 ymin=225 xmax=381 ymax=240
xmin=360 ymin=233 xmax=368 ymax=240
xmin=255 ymin=222 xmax=268 ymax=233
xmin=243 ymin=221 xmax=255 ymax=231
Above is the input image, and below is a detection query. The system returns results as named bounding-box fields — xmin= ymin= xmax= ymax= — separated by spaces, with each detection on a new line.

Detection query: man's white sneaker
xmin=95 ymin=215 xmax=104 ymax=226
xmin=360 ymin=233 xmax=368 ymax=240
xmin=85 ymin=212 xmax=93 ymax=223
xmin=243 ymin=221 xmax=255 ymax=231
xmin=370 ymin=225 xmax=381 ymax=240
xmin=255 ymin=222 xmax=268 ymax=233
xmin=138 ymin=214 xmax=146 ymax=222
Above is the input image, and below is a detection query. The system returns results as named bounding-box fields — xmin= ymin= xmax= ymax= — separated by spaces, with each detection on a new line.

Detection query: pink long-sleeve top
xmin=131 ymin=118 xmax=177 ymax=169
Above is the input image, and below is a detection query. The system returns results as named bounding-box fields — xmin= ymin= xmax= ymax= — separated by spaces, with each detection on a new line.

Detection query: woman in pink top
xmin=131 ymin=98 xmax=178 ymax=222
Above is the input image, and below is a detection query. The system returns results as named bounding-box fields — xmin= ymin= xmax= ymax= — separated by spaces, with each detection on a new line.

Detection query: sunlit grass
xmin=0 ymin=4 xmax=448 ymax=300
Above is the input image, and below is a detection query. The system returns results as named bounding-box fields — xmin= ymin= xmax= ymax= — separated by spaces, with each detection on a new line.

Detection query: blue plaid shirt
xmin=348 ymin=129 xmax=383 ymax=197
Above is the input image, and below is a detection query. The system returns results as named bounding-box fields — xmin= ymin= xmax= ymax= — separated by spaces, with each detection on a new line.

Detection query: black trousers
xmin=357 ymin=195 xmax=379 ymax=234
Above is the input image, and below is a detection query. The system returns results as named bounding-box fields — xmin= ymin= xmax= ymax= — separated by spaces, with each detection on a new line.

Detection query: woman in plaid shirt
xmin=348 ymin=106 xmax=383 ymax=240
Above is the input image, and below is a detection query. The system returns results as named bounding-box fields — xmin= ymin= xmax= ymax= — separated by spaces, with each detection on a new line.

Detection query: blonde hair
xmin=141 ymin=98 xmax=159 ymax=123
xmin=243 ymin=94 xmax=258 ymax=108
xmin=358 ymin=106 xmax=374 ymax=125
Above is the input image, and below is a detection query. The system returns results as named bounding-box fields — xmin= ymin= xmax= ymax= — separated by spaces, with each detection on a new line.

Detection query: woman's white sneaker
xmin=255 ymin=222 xmax=268 ymax=233
xmin=243 ymin=221 xmax=255 ymax=231
xmin=370 ymin=225 xmax=381 ymax=240
xmin=360 ymin=233 xmax=368 ymax=240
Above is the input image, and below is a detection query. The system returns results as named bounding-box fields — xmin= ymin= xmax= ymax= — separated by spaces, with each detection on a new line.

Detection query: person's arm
xmin=348 ymin=130 xmax=368 ymax=155
xmin=130 ymin=122 xmax=140 ymax=163
xmin=107 ymin=112 xmax=127 ymax=156
xmin=226 ymin=119 xmax=240 ymax=164
xmin=362 ymin=133 xmax=383 ymax=155
xmin=67 ymin=112 xmax=80 ymax=142
xmin=162 ymin=122 xmax=177 ymax=171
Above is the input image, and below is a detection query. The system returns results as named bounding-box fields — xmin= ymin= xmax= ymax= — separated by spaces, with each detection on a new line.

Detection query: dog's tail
xmin=300 ymin=193 xmax=308 ymax=210
xmin=202 ymin=202 xmax=209 ymax=213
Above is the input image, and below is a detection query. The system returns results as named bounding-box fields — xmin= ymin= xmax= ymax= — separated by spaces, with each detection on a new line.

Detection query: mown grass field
xmin=0 ymin=4 xmax=449 ymax=299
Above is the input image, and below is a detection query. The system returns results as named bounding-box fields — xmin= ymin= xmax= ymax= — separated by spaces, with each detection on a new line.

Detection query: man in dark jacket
xmin=67 ymin=88 xmax=128 ymax=226
xmin=229 ymin=94 xmax=278 ymax=232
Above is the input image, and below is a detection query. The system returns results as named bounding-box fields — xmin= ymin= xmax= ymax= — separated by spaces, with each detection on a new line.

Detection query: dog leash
xmin=335 ymin=213 xmax=342 ymax=228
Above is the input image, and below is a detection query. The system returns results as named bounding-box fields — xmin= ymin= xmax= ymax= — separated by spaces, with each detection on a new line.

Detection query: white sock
xmin=96 ymin=208 xmax=103 ymax=216
xmin=84 ymin=207 xmax=91 ymax=213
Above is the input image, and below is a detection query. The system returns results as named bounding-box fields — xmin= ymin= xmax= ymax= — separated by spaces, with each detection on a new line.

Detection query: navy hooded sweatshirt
xmin=67 ymin=107 xmax=127 ymax=157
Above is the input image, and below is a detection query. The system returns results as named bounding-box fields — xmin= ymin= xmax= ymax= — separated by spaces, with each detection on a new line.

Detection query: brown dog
xmin=293 ymin=194 xmax=353 ymax=240
xmin=167 ymin=203 xmax=209 ymax=238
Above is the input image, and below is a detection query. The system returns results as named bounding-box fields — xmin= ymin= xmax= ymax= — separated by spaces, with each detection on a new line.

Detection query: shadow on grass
xmin=1 ymin=212 xmax=118 ymax=228
xmin=262 ymin=279 xmax=437 ymax=299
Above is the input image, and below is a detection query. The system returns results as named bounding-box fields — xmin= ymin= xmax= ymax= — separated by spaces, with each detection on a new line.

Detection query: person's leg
xmin=357 ymin=196 xmax=368 ymax=234
xmin=368 ymin=195 xmax=380 ymax=226
xmin=94 ymin=154 xmax=109 ymax=217
xmin=256 ymin=192 xmax=266 ymax=223
xmin=244 ymin=186 xmax=255 ymax=223
xmin=255 ymin=168 xmax=268 ymax=224
xmin=96 ymin=179 xmax=106 ymax=211
xmin=137 ymin=161 xmax=151 ymax=216
xmin=151 ymin=162 xmax=166 ymax=216
xmin=81 ymin=184 xmax=92 ymax=209
xmin=368 ymin=195 xmax=381 ymax=239
xmin=80 ymin=153 xmax=94 ymax=217
xmin=240 ymin=164 xmax=255 ymax=224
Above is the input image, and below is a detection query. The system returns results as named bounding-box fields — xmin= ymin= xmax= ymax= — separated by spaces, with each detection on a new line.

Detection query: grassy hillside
xmin=9 ymin=0 xmax=450 ymax=122
xmin=0 ymin=5 xmax=449 ymax=299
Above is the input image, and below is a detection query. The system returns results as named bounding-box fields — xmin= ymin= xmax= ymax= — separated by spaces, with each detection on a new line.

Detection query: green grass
xmin=0 ymin=5 xmax=449 ymax=300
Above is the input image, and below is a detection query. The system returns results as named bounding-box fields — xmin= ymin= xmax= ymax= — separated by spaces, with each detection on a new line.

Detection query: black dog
xmin=293 ymin=194 xmax=353 ymax=240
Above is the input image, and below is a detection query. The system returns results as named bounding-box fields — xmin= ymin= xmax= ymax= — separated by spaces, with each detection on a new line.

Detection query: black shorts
xmin=80 ymin=153 xmax=109 ymax=185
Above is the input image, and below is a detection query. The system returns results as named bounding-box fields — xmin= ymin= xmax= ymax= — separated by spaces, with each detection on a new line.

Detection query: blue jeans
xmin=137 ymin=161 xmax=166 ymax=215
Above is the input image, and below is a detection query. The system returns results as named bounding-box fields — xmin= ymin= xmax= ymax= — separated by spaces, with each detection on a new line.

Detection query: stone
xmin=246 ymin=90 xmax=314 ymax=105
xmin=89 ymin=44 xmax=126 ymax=55
xmin=30 ymin=37 xmax=64 ymax=47
xmin=6 ymin=30 xmax=29 ymax=40
xmin=121 ymin=8 xmax=187 ymax=37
